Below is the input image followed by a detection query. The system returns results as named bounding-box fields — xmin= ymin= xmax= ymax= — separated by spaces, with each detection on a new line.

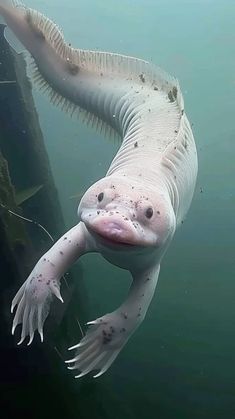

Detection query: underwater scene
xmin=0 ymin=0 xmax=235 ymax=418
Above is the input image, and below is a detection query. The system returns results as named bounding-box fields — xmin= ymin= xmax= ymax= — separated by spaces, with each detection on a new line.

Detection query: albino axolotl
xmin=0 ymin=0 xmax=198 ymax=378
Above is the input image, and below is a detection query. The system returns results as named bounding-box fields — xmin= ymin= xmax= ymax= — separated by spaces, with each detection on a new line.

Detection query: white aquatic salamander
xmin=0 ymin=0 xmax=198 ymax=378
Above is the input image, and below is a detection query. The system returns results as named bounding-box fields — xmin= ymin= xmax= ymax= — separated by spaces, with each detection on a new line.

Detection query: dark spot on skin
xmin=102 ymin=330 xmax=107 ymax=336
xmin=132 ymin=186 xmax=134 ymax=189
xmin=60 ymin=251 xmax=64 ymax=255
xmin=134 ymin=141 xmax=138 ymax=148
xmin=121 ymin=328 xmax=126 ymax=333
xmin=25 ymin=11 xmax=32 ymax=24
xmin=142 ymin=294 xmax=145 ymax=297
xmin=148 ymin=109 xmax=151 ymax=112
xmin=145 ymin=277 xmax=151 ymax=282
xmin=97 ymin=210 xmax=100 ymax=214
xmin=181 ymin=220 xmax=184 ymax=224
xmin=200 ymin=187 xmax=203 ymax=193
xmin=38 ymin=279 xmax=42 ymax=282
xmin=35 ymin=29 xmax=45 ymax=40
xmin=181 ymin=109 xmax=184 ymax=115
xmin=168 ymin=90 xmax=175 ymax=102
xmin=50 ymin=262 xmax=55 ymax=267
xmin=172 ymin=86 xmax=178 ymax=99
xmin=122 ymin=312 xmax=128 ymax=319
xmin=103 ymin=337 xmax=112 ymax=344
xmin=69 ymin=240 xmax=71 ymax=243
xmin=67 ymin=62 xmax=79 ymax=75
xmin=174 ymin=146 xmax=177 ymax=150
xmin=174 ymin=175 xmax=177 ymax=180
xmin=137 ymin=313 xmax=141 ymax=317
xmin=174 ymin=130 xmax=178 ymax=134
xmin=157 ymin=210 xmax=160 ymax=215
xmin=46 ymin=281 xmax=50 ymax=285
xmin=124 ymin=217 xmax=128 ymax=221
xmin=153 ymin=86 xmax=158 ymax=91
xmin=100 ymin=72 xmax=103 ymax=76
xmin=43 ymin=258 xmax=46 ymax=261
xmin=63 ymin=237 xmax=67 ymax=240
xmin=26 ymin=11 xmax=45 ymax=40
xmin=139 ymin=73 xmax=145 ymax=83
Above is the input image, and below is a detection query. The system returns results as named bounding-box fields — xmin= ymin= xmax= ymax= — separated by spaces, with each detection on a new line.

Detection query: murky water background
xmin=2 ymin=0 xmax=235 ymax=418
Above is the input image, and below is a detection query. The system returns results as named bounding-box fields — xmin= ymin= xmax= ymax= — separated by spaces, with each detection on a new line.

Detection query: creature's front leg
xmin=66 ymin=264 xmax=160 ymax=378
xmin=11 ymin=222 xmax=91 ymax=345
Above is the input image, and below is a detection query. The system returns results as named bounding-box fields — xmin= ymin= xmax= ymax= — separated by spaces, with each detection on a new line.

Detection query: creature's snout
xmin=97 ymin=220 xmax=125 ymax=239
xmin=89 ymin=217 xmax=136 ymax=245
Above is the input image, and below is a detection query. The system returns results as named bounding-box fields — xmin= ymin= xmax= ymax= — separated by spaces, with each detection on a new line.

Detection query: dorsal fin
xmin=23 ymin=4 xmax=183 ymax=103
xmin=1 ymin=1 xmax=184 ymax=140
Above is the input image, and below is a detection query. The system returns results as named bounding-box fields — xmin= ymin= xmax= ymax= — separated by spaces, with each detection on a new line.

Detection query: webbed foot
xmin=11 ymin=267 xmax=63 ymax=345
xmin=66 ymin=311 xmax=137 ymax=378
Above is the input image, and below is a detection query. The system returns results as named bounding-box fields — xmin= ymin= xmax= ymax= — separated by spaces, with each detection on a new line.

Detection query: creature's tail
xmin=0 ymin=0 xmax=16 ymax=16
xmin=0 ymin=0 xmax=182 ymax=140
xmin=0 ymin=1 xmax=31 ymax=47
xmin=0 ymin=0 xmax=10 ymax=8
xmin=0 ymin=0 xmax=12 ymax=22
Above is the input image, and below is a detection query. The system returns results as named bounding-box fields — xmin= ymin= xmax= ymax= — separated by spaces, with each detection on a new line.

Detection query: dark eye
xmin=145 ymin=207 xmax=153 ymax=219
xmin=98 ymin=192 xmax=104 ymax=202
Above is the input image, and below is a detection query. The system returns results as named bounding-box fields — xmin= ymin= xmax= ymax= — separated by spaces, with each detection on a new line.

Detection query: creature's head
xmin=78 ymin=176 xmax=176 ymax=252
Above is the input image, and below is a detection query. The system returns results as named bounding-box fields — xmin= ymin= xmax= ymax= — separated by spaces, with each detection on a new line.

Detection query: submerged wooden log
xmin=0 ymin=24 xmax=87 ymax=348
xmin=0 ymin=24 xmax=64 ymax=246
xmin=0 ymin=150 xmax=32 ymax=290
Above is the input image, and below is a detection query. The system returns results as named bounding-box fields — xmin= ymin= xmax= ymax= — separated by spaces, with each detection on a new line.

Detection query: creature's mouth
xmin=93 ymin=230 xmax=135 ymax=247
xmin=86 ymin=219 xmax=137 ymax=248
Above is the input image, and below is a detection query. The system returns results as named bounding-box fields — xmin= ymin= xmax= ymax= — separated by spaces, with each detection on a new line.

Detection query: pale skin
xmin=11 ymin=176 xmax=175 ymax=378
xmin=0 ymin=0 xmax=197 ymax=378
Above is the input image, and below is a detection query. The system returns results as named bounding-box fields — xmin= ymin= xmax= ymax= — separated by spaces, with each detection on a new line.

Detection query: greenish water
xmin=4 ymin=0 xmax=235 ymax=418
